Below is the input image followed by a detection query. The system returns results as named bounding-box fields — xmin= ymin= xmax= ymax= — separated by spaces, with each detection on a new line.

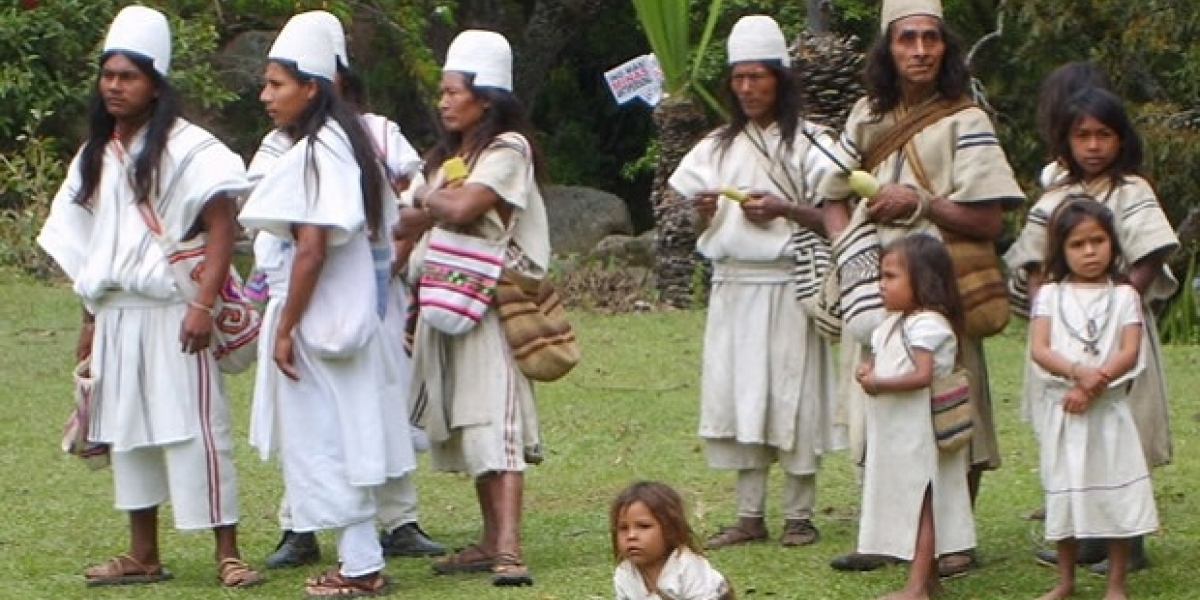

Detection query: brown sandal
xmin=492 ymin=552 xmax=533 ymax=587
xmin=304 ymin=568 xmax=390 ymax=598
xmin=84 ymin=554 xmax=173 ymax=587
xmin=704 ymin=523 xmax=768 ymax=550
xmin=218 ymin=557 xmax=265 ymax=588
xmin=431 ymin=544 xmax=495 ymax=575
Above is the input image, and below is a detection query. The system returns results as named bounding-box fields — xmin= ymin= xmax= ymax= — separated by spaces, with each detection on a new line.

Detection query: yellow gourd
xmin=442 ymin=157 xmax=469 ymax=184
xmin=719 ymin=187 xmax=748 ymax=203
xmin=848 ymin=170 xmax=880 ymax=198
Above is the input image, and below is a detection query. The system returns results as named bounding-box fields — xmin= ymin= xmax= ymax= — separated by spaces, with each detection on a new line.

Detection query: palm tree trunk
xmin=651 ymin=94 xmax=710 ymax=307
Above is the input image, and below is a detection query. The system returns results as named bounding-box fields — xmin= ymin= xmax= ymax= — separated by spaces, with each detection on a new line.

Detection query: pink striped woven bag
xmin=417 ymin=227 xmax=507 ymax=335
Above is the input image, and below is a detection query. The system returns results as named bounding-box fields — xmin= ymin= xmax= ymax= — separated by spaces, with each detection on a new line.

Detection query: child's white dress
xmin=613 ymin=548 xmax=730 ymax=600
xmin=1033 ymin=282 xmax=1159 ymax=540
xmin=857 ymin=311 xmax=976 ymax=559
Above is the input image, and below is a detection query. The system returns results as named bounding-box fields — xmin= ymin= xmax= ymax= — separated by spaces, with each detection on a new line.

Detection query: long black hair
xmin=881 ymin=234 xmax=965 ymax=337
xmin=74 ymin=51 xmax=181 ymax=206
xmin=1053 ymin=87 xmax=1144 ymax=187
xmin=715 ymin=60 xmax=802 ymax=155
xmin=863 ymin=20 xmax=970 ymax=116
xmin=1035 ymin=61 xmax=1111 ymax=158
xmin=272 ymin=59 xmax=386 ymax=240
xmin=425 ymin=74 xmax=545 ymax=186
xmin=1043 ymin=197 xmax=1125 ymax=283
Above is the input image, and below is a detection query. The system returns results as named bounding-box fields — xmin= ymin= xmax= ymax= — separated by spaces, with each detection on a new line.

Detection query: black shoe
xmin=380 ymin=523 xmax=448 ymax=557
xmin=829 ymin=552 xmax=904 ymax=572
xmin=1034 ymin=538 xmax=1107 ymax=567
xmin=265 ymin=530 xmax=320 ymax=569
xmin=938 ymin=550 xmax=979 ymax=579
xmin=1089 ymin=536 xmax=1150 ymax=576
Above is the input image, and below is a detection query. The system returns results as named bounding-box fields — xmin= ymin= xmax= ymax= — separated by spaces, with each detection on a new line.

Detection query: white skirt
xmin=249 ymin=297 xmax=415 ymax=531
xmin=90 ymin=296 xmax=227 ymax=452
xmin=1040 ymin=384 xmax=1159 ymax=540
xmin=699 ymin=271 xmax=842 ymax=469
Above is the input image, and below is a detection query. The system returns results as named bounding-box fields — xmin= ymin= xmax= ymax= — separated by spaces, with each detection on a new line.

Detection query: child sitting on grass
xmin=611 ymin=481 xmax=735 ymax=600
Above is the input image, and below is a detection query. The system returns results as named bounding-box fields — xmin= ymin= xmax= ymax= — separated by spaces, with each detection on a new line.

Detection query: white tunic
xmin=613 ymin=549 xmax=730 ymax=600
xmin=240 ymin=120 xmax=412 ymax=531
xmin=37 ymin=120 xmax=250 ymax=452
xmin=1005 ymin=176 xmax=1177 ymax=465
xmin=858 ymin=311 xmax=975 ymax=559
xmin=1032 ymin=283 xmax=1158 ymax=540
xmin=408 ymin=133 xmax=546 ymax=476
xmin=668 ymin=123 xmax=844 ymax=470
xmin=817 ymin=96 xmax=1026 ymax=470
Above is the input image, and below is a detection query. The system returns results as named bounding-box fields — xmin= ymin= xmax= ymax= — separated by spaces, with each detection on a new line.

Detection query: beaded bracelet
xmin=188 ymin=300 xmax=216 ymax=317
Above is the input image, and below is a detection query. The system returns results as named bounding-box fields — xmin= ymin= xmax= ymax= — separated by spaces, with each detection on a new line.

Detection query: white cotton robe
xmin=408 ymin=132 xmax=548 ymax=477
xmin=817 ymin=96 xmax=1026 ymax=470
xmin=240 ymin=121 xmax=413 ymax=532
xmin=37 ymin=120 xmax=250 ymax=528
xmin=613 ymin=548 xmax=731 ymax=600
xmin=1032 ymin=283 xmax=1158 ymax=540
xmin=668 ymin=122 xmax=843 ymax=473
xmin=857 ymin=311 xmax=975 ymax=559
xmin=1004 ymin=176 xmax=1177 ymax=466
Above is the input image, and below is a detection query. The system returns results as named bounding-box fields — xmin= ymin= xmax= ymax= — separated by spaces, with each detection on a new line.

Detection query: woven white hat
xmin=297 ymin=10 xmax=349 ymax=69
xmin=268 ymin=12 xmax=337 ymax=81
xmin=880 ymin=0 xmax=943 ymax=32
xmin=443 ymin=30 xmax=512 ymax=91
xmin=727 ymin=15 xmax=790 ymax=67
xmin=102 ymin=5 xmax=171 ymax=76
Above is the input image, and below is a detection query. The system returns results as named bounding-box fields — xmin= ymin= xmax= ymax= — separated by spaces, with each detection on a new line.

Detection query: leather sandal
xmin=304 ymin=568 xmax=390 ymax=598
xmin=431 ymin=544 xmax=495 ymax=575
xmin=704 ymin=523 xmax=768 ymax=550
xmin=218 ymin=557 xmax=265 ymax=588
xmin=84 ymin=554 xmax=173 ymax=587
xmin=492 ymin=552 xmax=533 ymax=587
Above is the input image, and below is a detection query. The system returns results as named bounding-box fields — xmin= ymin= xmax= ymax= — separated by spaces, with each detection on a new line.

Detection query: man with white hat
xmin=668 ymin=14 xmax=842 ymax=550
xmin=37 ymin=5 xmax=263 ymax=588
xmin=818 ymin=0 xmax=1024 ymax=580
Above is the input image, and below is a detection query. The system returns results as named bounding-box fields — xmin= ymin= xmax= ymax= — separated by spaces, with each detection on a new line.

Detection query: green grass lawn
xmin=1 ymin=268 xmax=1197 ymax=599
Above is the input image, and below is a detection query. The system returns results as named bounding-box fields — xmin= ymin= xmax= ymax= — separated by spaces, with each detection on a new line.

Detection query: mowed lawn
xmin=1 ymin=268 xmax=1198 ymax=600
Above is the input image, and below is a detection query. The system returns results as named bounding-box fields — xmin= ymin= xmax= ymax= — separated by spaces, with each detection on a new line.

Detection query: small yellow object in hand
xmin=442 ymin=157 xmax=469 ymax=184
xmin=848 ymin=170 xmax=881 ymax=198
xmin=719 ymin=187 xmax=748 ymax=203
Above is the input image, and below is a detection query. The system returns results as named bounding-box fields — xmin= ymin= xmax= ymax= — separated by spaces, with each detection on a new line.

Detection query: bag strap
xmin=136 ymin=196 xmax=202 ymax=298
xmin=744 ymin=126 xmax=806 ymax=206
xmin=861 ymin=97 xmax=975 ymax=174
xmin=895 ymin=310 xmax=964 ymax=366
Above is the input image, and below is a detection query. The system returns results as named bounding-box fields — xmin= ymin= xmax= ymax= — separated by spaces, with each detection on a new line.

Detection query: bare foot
xmin=926 ymin=579 xmax=946 ymax=598
xmin=1035 ymin=583 xmax=1075 ymax=600
xmin=877 ymin=591 xmax=930 ymax=600
xmin=1102 ymin=592 xmax=1128 ymax=600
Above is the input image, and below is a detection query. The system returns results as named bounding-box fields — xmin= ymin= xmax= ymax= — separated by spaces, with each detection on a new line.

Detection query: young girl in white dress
xmin=611 ymin=482 xmax=734 ymax=600
xmin=853 ymin=235 xmax=974 ymax=600
xmin=1031 ymin=199 xmax=1158 ymax=600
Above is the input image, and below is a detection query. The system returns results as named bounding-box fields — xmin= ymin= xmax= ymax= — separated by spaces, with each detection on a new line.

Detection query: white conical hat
xmin=296 ymin=10 xmax=349 ymax=69
xmin=880 ymin=0 xmax=943 ymax=32
xmin=102 ymin=5 xmax=171 ymax=76
xmin=727 ymin=15 xmax=790 ymax=67
xmin=268 ymin=12 xmax=337 ymax=81
xmin=443 ymin=30 xmax=512 ymax=91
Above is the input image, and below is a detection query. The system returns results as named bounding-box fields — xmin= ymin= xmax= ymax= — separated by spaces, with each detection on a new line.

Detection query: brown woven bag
xmin=496 ymin=269 xmax=580 ymax=382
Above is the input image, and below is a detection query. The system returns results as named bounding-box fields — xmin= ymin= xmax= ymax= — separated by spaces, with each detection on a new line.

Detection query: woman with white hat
xmin=251 ymin=10 xmax=445 ymax=571
xmin=400 ymin=29 xmax=550 ymax=587
xmin=239 ymin=12 xmax=405 ymax=597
